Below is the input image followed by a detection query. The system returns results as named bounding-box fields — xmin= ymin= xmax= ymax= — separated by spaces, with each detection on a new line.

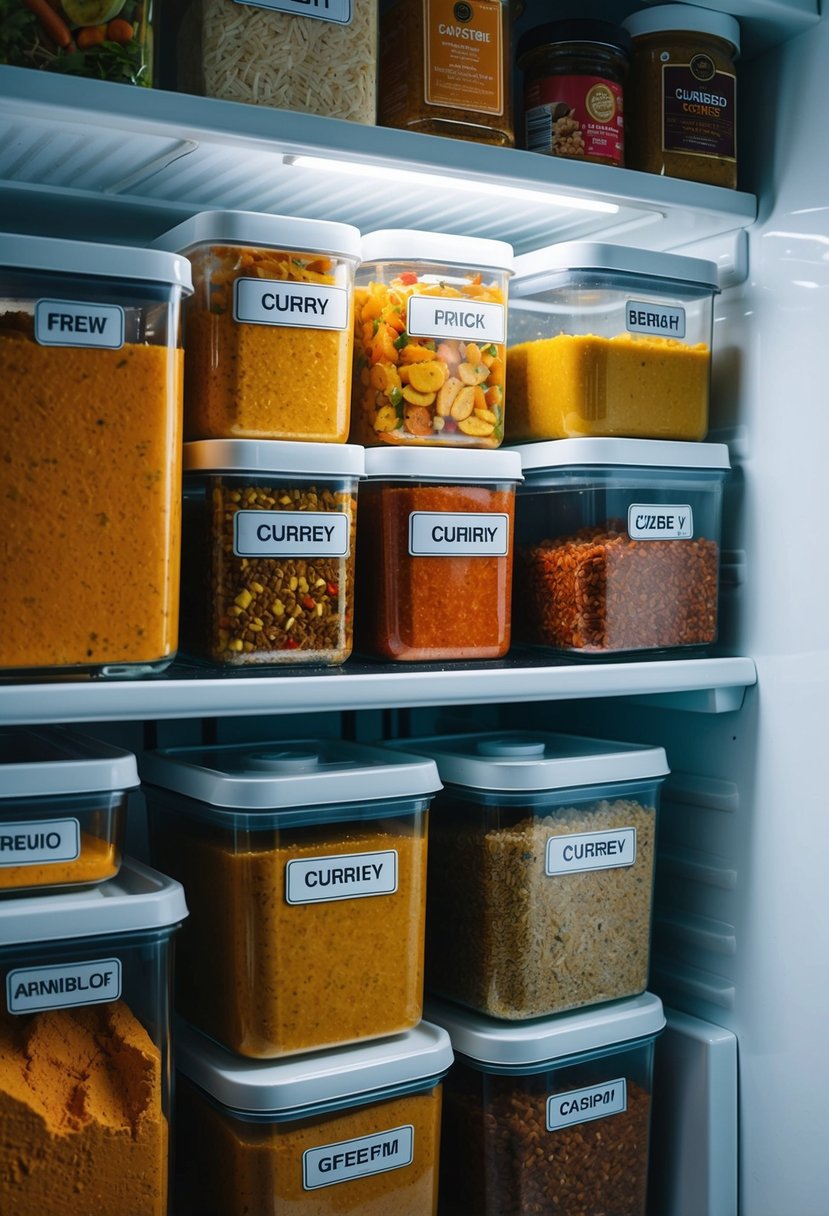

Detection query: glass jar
xmin=0 ymin=0 xmax=155 ymax=85
xmin=517 ymin=19 xmax=631 ymax=166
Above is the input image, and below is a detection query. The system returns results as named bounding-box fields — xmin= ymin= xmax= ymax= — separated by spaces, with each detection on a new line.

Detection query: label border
xmin=408 ymin=511 xmax=510 ymax=558
xmin=233 ymin=510 xmax=350 ymax=559
xmin=285 ymin=849 xmax=399 ymax=905
xmin=545 ymin=827 xmax=637 ymax=875
xmin=303 ymin=1123 xmax=415 ymax=1190
xmin=234 ymin=0 xmax=352 ymax=23
xmin=0 ymin=817 xmax=81 ymax=868
xmin=34 ymin=299 xmax=125 ymax=349
xmin=627 ymin=503 xmax=694 ymax=541
xmin=547 ymin=1079 xmax=628 ymax=1132
xmin=625 ymin=299 xmax=686 ymax=339
xmin=233 ymin=278 xmax=349 ymax=331
xmin=406 ymin=294 xmax=506 ymax=344
xmin=7 ymin=958 xmax=123 ymax=1015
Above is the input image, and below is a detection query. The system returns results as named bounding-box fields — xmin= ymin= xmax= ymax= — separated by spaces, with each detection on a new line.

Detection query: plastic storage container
xmin=506 ymin=242 xmax=719 ymax=442
xmin=0 ymin=0 xmax=155 ymax=86
xmin=174 ymin=1019 xmax=453 ymax=1216
xmin=153 ymin=211 xmax=361 ymax=442
xmin=514 ymin=438 xmax=730 ymax=655
xmin=143 ymin=739 xmax=440 ymax=1059
xmin=0 ymin=859 xmax=187 ymax=1216
xmin=0 ymin=233 xmax=190 ymax=678
xmin=356 ymin=448 xmax=521 ymax=661
xmin=351 ymin=229 xmax=514 ymax=448
xmin=0 ymin=726 xmax=138 ymax=894
xmin=181 ymin=440 xmax=363 ymax=666
xmin=430 ymin=991 xmax=665 ymax=1216
xmin=384 ymin=731 xmax=667 ymax=1019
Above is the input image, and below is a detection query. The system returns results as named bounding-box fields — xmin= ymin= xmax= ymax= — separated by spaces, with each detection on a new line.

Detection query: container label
xmin=626 ymin=300 xmax=686 ymax=339
xmin=286 ymin=850 xmax=398 ymax=904
xmin=662 ymin=62 xmax=736 ymax=161
xmin=234 ymin=0 xmax=351 ymax=24
xmin=424 ymin=0 xmax=504 ymax=115
xmin=407 ymin=295 xmax=505 ymax=344
xmin=546 ymin=828 xmax=637 ymax=875
xmin=408 ymin=512 xmax=509 ymax=557
xmin=547 ymin=1080 xmax=627 ymax=1131
xmin=0 ymin=818 xmax=80 ymax=867
xmin=34 ymin=300 xmax=125 ymax=349
xmin=234 ymin=279 xmax=349 ymax=330
xmin=628 ymin=504 xmax=694 ymax=540
xmin=234 ymin=511 xmax=350 ymax=558
xmin=7 ymin=959 xmax=122 ymax=1014
xmin=303 ymin=1125 xmax=414 ymax=1189
xmin=524 ymin=74 xmax=624 ymax=164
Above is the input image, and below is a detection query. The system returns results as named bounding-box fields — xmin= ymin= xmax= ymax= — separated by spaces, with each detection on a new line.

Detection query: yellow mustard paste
xmin=0 ymin=831 xmax=118 ymax=892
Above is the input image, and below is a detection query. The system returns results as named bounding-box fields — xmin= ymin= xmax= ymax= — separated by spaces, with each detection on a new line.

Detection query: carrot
xmin=24 ymin=0 xmax=72 ymax=47
xmin=77 ymin=24 xmax=107 ymax=48
xmin=106 ymin=17 xmax=134 ymax=42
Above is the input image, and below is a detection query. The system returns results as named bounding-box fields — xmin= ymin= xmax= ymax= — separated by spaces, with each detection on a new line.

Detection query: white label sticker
xmin=626 ymin=300 xmax=686 ymax=339
xmin=546 ymin=828 xmax=637 ymax=876
xmin=407 ymin=296 xmax=506 ymax=344
xmin=0 ymin=818 xmax=81 ymax=867
xmin=7 ymin=959 xmax=122 ymax=1014
xmin=547 ymin=1080 xmax=627 ymax=1131
xmin=233 ymin=279 xmax=348 ymax=330
xmin=235 ymin=0 xmax=352 ymax=22
xmin=408 ymin=512 xmax=509 ymax=557
xmin=234 ymin=511 xmax=350 ymax=558
xmin=303 ymin=1125 xmax=414 ymax=1190
xmin=627 ymin=503 xmax=694 ymax=540
xmin=35 ymin=300 xmax=124 ymax=349
xmin=286 ymin=850 xmax=398 ymax=905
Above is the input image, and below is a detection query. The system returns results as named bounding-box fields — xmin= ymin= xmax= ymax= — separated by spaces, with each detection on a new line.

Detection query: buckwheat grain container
xmin=174 ymin=1019 xmax=452 ymax=1216
xmin=0 ymin=859 xmax=187 ymax=1216
xmin=430 ymin=992 xmax=664 ymax=1216
xmin=143 ymin=739 xmax=440 ymax=1059
xmin=513 ymin=438 xmax=731 ymax=656
xmin=384 ymin=731 xmax=667 ymax=1019
xmin=506 ymin=242 xmax=719 ymax=442
xmin=181 ymin=440 xmax=364 ymax=666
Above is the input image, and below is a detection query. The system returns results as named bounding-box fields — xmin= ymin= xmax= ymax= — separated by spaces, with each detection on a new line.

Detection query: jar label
xmin=408 ymin=512 xmax=509 ymax=556
xmin=628 ymin=504 xmax=694 ymax=540
xmin=407 ymin=295 xmax=506 ymax=344
xmin=7 ymin=959 xmax=122 ymax=1014
xmin=303 ymin=1125 xmax=414 ymax=1189
xmin=547 ymin=1080 xmax=627 ymax=1131
xmin=546 ymin=828 xmax=637 ymax=875
xmin=286 ymin=850 xmax=398 ymax=904
xmin=424 ymin=0 xmax=504 ymax=115
xmin=626 ymin=300 xmax=686 ymax=339
xmin=34 ymin=300 xmax=125 ymax=349
xmin=524 ymin=75 xmax=624 ymax=164
xmin=234 ymin=279 xmax=349 ymax=330
xmin=0 ymin=818 xmax=80 ymax=867
xmin=662 ymin=63 xmax=736 ymax=160
xmin=233 ymin=0 xmax=352 ymax=24
xmin=234 ymin=510 xmax=350 ymax=557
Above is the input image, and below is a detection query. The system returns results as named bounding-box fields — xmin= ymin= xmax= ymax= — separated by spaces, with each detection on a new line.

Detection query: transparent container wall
xmin=440 ymin=1039 xmax=656 ymax=1216
xmin=0 ymin=0 xmax=156 ymax=86
xmin=147 ymin=790 xmax=430 ymax=1058
xmin=355 ymin=478 xmax=515 ymax=661
xmin=175 ymin=1076 xmax=443 ymax=1216
xmin=0 ymin=790 xmax=125 ymax=895
xmin=514 ymin=466 xmax=726 ymax=656
xmin=426 ymin=778 xmax=661 ymax=1019
xmin=351 ymin=259 xmax=510 ymax=448
xmin=0 ymin=925 xmax=177 ymax=1216
xmin=181 ymin=471 xmax=358 ymax=667
xmin=181 ymin=241 xmax=357 ymax=442
xmin=0 ymin=267 xmax=184 ymax=678
xmin=506 ymin=270 xmax=715 ymax=442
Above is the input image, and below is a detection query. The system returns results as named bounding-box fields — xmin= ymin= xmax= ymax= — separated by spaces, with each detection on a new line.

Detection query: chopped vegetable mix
xmin=0 ymin=0 xmax=154 ymax=85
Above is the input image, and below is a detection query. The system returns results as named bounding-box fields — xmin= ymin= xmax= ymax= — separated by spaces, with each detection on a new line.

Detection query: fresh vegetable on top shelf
xmin=0 ymin=0 xmax=153 ymax=85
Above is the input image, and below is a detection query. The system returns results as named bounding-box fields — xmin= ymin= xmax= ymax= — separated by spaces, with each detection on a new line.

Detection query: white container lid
xmin=0 ymin=858 xmax=187 ymax=946
xmin=514 ymin=437 xmax=731 ymax=472
xmin=176 ymin=1019 xmax=454 ymax=1116
xmin=623 ymin=4 xmax=740 ymax=55
xmin=361 ymin=229 xmax=515 ymax=275
xmin=364 ymin=448 xmax=522 ymax=483
xmin=383 ymin=731 xmax=668 ymax=792
xmin=152 ymin=210 xmax=362 ymax=262
xmin=511 ymin=241 xmax=720 ymax=294
xmin=426 ymin=993 xmax=665 ymax=1067
xmin=0 ymin=726 xmax=139 ymax=799
xmin=140 ymin=739 xmax=441 ymax=810
xmin=0 ymin=232 xmax=192 ymax=291
xmin=183 ymin=439 xmax=365 ymax=479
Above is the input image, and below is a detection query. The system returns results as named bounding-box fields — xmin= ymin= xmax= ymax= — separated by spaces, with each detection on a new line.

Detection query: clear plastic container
xmin=153 ymin=211 xmax=361 ymax=442
xmin=0 ymin=234 xmax=190 ymax=679
xmin=0 ymin=0 xmax=156 ymax=86
xmin=506 ymin=242 xmax=719 ymax=442
xmin=174 ymin=1019 xmax=452 ymax=1216
xmin=143 ymin=739 xmax=440 ymax=1058
xmin=0 ymin=859 xmax=187 ymax=1216
xmin=429 ymin=991 xmax=664 ymax=1216
xmin=356 ymin=448 xmax=522 ymax=661
xmin=384 ymin=731 xmax=667 ymax=1019
xmin=181 ymin=440 xmax=364 ymax=666
xmin=0 ymin=726 xmax=139 ymax=895
xmin=351 ymin=229 xmax=514 ymax=448
xmin=513 ymin=438 xmax=730 ymax=656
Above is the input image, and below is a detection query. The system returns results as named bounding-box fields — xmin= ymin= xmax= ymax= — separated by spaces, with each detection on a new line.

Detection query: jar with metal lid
xmin=516 ymin=20 xmax=631 ymax=166
xmin=623 ymin=4 xmax=739 ymax=189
